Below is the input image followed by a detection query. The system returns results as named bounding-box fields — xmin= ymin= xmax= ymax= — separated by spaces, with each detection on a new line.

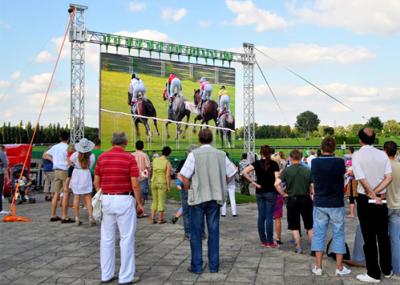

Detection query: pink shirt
xmin=132 ymin=150 xmax=151 ymax=181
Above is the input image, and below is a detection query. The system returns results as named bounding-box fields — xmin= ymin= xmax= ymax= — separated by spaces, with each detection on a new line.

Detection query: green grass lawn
xmin=100 ymin=70 xmax=236 ymax=150
xmin=166 ymin=187 xmax=256 ymax=204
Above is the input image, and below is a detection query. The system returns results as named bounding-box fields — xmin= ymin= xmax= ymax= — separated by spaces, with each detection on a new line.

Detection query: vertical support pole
xmin=242 ymin=43 xmax=255 ymax=159
xmin=69 ymin=4 xmax=87 ymax=143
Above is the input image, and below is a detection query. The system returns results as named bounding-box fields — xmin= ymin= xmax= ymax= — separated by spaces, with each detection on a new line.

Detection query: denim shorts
xmin=311 ymin=207 xmax=346 ymax=254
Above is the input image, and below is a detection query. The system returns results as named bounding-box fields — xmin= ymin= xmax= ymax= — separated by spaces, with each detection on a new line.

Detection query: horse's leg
xmin=228 ymin=131 xmax=232 ymax=148
xmin=166 ymin=122 xmax=171 ymax=139
xmin=153 ymin=119 xmax=160 ymax=136
xmin=144 ymin=119 xmax=152 ymax=139
xmin=135 ymin=119 xmax=140 ymax=138
xmin=182 ymin=112 xmax=190 ymax=139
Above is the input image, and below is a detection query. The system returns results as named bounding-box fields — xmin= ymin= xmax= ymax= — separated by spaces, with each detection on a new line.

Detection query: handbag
xmin=92 ymin=189 xmax=102 ymax=222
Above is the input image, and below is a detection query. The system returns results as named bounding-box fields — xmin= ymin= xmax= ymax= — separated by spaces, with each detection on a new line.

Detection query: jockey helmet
xmin=199 ymin=77 xmax=206 ymax=83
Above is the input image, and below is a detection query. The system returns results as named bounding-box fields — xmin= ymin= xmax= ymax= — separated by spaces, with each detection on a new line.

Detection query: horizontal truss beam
xmin=84 ymin=30 xmax=245 ymax=64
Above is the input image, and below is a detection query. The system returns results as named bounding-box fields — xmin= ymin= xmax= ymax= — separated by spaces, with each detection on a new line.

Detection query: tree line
xmin=236 ymin=111 xmax=400 ymax=139
xmin=0 ymin=121 xmax=99 ymax=144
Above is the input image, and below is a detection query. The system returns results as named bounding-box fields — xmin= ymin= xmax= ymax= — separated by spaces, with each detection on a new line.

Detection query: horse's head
xmin=193 ymin=89 xmax=200 ymax=105
xmin=136 ymin=96 xmax=143 ymax=115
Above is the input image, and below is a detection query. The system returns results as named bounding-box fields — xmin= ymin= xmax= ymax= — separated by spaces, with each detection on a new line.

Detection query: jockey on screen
xmin=218 ymin=85 xmax=230 ymax=124
xmin=128 ymin=73 xmax=147 ymax=114
xmin=164 ymin=73 xmax=183 ymax=118
xmin=197 ymin=77 xmax=212 ymax=109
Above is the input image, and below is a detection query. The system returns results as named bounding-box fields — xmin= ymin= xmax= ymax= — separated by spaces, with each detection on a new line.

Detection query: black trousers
xmin=357 ymin=194 xmax=392 ymax=279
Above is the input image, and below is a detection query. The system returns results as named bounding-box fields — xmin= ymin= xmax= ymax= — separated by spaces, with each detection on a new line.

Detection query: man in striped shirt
xmin=94 ymin=132 xmax=143 ymax=284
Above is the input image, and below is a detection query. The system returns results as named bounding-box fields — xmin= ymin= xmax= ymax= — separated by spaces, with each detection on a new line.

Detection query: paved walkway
xmin=0 ymin=194 xmax=398 ymax=285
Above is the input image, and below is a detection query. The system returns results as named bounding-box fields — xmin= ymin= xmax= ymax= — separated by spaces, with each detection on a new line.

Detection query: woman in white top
xmin=70 ymin=138 xmax=95 ymax=226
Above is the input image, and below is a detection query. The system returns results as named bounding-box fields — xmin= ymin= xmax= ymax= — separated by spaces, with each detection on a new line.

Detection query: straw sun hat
xmin=75 ymin=138 xmax=95 ymax=153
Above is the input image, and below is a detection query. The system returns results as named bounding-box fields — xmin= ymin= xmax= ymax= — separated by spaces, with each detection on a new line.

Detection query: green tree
xmin=295 ymin=111 xmax=320 ymax=138
xmin=347 ymin=124 xmax=364 ymax=136
xmin=366 ymin=116 xmax=383 ymax=132
xmin=383 ymin=120 xmax=400 ymax=137
xmin=323 ymin=127 xmax=334 ymax=136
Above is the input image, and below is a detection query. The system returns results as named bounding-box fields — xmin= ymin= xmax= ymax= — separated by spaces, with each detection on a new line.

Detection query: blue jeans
xmin=312 ymin=207 xmax=345 ymax=254
xmin=189 ymin=200 xmax=220 ymax=273
xmin=180 ymin=189 xmax=190 ymax=238
xmin=140 ymin=179 xmax=149 ymax=201
xmin=353 ymin=224 xmax=366 ymax=265
xmin=389 ymin=209 xmax=400 ymax=274
xmin=256 ymin=192 xmax=277 ymax=243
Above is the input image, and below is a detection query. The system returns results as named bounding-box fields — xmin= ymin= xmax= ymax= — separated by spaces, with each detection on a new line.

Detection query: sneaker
xmin=0 ymin=210 xmax=9 ymax=215
xmin=335 ymin=266 xmax=351 ymax=276
xmin=356 ymin=273 xmax=380 ymax=283
xmin=384 ymin=271 xmax=393 ymax=279
xmin=171 ymin=216 xmax=178 ymax=224
xmin=294 ymin=247 xmax=303 ymax=254
xmin=312 ymin=266 xmax=322 ymax=276
xmin=265 ymin=242 xmax=279 ymax=248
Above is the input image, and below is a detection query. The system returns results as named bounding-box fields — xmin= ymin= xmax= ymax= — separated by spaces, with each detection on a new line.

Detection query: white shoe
xmin=384 ymin=271 xmax=393 ymax=278
xmin=356 ymin=273 xmax=380 ymax=283
xmin=312 ymin=265 xmax=322 ymax=276
xmin=336 ymin=266 xmax=351 ymax=276
xmin=0 ymin=210 xmax=9 ymax=215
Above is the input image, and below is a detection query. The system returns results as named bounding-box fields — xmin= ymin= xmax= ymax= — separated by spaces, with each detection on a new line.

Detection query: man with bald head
xmin=352 ymin=128 xmax=393 ymax=283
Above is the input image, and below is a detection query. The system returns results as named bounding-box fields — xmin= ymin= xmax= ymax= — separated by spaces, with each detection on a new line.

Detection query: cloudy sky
xmin=0 ymin=0 xmax=399 ymax=127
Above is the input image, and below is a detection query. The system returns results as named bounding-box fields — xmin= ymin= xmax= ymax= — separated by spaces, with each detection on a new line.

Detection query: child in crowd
xmin=69 ymin=138 xmax=96 ymax=226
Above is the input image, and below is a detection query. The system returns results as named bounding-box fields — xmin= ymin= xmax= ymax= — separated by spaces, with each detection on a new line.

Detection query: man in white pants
xmin=94 ymin=132 xmax=144 ymax=284
xmin=221 ymin=152 xmax=238 ymax=217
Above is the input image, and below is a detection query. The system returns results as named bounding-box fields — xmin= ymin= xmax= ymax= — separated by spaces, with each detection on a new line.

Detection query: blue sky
xmin=1 ymin=0 xmax=399 ymax=127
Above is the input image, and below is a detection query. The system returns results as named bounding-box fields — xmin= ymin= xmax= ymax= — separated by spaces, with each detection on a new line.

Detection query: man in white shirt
xmin=43 ymin=131 xmax=72 ymax=223
xmin=179 ymin=128 xmax=236 ymax=274
xmin=352 ymin=128 xmax=393 ymax=283
xmin=306 ymin=149 xmax=316 ymax=167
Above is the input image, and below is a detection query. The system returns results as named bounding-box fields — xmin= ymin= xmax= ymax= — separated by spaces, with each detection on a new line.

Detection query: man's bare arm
xmin=94 ymin=175 xmax=101 ymax=191
xmin=178 ymin=173 xmax=190 ymax=190
xmin=358 ymin=178 xmax=375 ymax=198
xmin=373 ymin=173 xmax=392 ymax=194
xmin=131 ymin=177 xmax=143 ymax=206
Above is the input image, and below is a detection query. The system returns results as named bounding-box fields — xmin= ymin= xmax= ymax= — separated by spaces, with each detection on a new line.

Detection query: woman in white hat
xmin=70 ymin=138 xmax=96 ymax=226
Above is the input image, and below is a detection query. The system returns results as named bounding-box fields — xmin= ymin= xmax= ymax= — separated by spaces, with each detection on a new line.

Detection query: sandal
xmin=49 ymin=216 xmax=61 ymax=222
xmin=61 ymin=218 xmax=75 ymax=224
xmin=150 ymin=219 xmax=156 ymax=224
xmin=158 ymin=219 xmax=167 ymax=224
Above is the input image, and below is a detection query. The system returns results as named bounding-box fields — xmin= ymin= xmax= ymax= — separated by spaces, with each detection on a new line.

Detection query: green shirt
xmin=281 ymin=164 xmax=312 ymax=197
xmin=90 ymin=148 xmax=103 ymax=176
xmin=151 ymin=157 xmax=168 ymax=185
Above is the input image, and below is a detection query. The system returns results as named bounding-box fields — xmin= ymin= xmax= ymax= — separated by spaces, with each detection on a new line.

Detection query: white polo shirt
xmin=46 ymin=142 xmax=68 ymax=171
xmin=180 ymin=145 xmax=237 ymax=180
xmin=352 ymin=145 xmax=392 ymax=194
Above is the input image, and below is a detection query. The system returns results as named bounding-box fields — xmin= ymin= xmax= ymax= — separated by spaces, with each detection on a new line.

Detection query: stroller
xmin=8 ymin=164 xmax=36 ymax=204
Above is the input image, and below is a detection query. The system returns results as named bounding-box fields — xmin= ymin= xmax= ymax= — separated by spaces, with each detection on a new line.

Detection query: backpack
xmin=326 ymin=238 xmax=351 ymax=261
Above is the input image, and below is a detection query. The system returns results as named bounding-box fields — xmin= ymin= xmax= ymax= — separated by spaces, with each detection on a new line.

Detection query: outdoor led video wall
xmin=99 ymin=52 xmax=236 ymax=150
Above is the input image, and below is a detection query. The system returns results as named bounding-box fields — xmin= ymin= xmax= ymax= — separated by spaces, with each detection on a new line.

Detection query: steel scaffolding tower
xmin=69 ymin=4 xmax=87 ymax=143
xmin=243 ymin=43 xmax=256 ymax=157
xmin=68 ymin=4 xmax=255 ymax=153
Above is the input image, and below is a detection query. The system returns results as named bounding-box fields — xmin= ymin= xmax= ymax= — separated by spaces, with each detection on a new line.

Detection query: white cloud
xmin=289 ymin=0 xmax=400 ymax=35
xmin=161 ymin=8 xmax=187 ymax=22
xmin=225 ymin=0 xmax=288 ymax=32
xmin=11 ymin=71 xmax=21 ymax=80
xmin=35 ymin=50 xmax=54 ymax=63
xmin=128 ymin=1 xmax=146 ymax=12
xmin=237 ymin=44 xmax=375 ymax=67
xmin=0 ymin=80 xmax=11 ymax=88
xmin=18 ymin=73 xmax=52 ymax=94
xmin=199 ymin=21 xmax=211 ymax=28
xmin=116 ymin=30 xmax=169 ymax=42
